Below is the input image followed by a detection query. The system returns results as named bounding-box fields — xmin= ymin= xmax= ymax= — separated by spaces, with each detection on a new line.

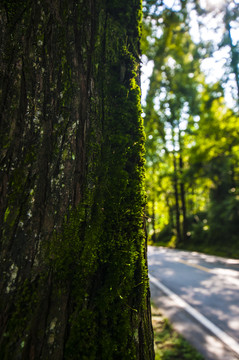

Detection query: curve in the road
xmin=149 ymin=274 xmax=239 ymax=357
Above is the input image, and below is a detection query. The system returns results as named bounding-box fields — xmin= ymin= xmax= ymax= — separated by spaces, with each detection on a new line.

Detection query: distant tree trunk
xmin=0 ymin=1 xmax=154 ymax=359
xmin=179 ymin=131 xmax=187 ymax=243
xmin=179 ymin=154 xmax=187 ymax=242
xmin=151 ymin=195 xmax=156 ymax=242
xmin=166 ymin=195 xmax=174 ymax=229
xmin=172 ymin=149 xmax=181 ymax=245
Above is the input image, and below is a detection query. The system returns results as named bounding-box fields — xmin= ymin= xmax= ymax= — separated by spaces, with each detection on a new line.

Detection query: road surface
xmin=148 ymin=246 xmax=239 ymax=360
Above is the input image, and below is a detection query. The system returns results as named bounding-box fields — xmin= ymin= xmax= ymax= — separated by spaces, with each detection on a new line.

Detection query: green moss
xmin=0 ymin=0 xmax=151 ymax=358
xmin=0 ymin=277 xmax=42 ymax=359
xmin=62 ymin=1 xmax=148 ymax=358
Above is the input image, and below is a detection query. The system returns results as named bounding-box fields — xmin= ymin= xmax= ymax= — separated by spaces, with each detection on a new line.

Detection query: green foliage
xmin=154 ymin=223 xmax=174 ymax=244
xmin=143 ymin=1 xmax=239 ymax=256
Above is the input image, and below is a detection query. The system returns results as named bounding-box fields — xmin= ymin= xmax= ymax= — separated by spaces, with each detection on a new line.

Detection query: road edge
xmin=149 ymin=274 xmax=239 ymax=357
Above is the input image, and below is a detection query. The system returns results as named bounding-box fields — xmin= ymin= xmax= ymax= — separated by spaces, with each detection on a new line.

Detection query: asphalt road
xmin=148 ymin=246 xmax=239 ymax=360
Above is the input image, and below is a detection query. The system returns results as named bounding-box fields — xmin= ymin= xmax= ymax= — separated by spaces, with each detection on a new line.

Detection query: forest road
xmin=148 ymin=246 xmax=239 ymax=360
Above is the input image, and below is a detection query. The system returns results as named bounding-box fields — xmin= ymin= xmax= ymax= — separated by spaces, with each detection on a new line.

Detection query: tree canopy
xmin=142 ymin=0 xmax=239 ymax=257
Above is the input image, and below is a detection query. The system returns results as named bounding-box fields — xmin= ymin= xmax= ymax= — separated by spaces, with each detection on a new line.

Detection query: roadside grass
xmin=151 ymin=304 xmax=204 ymax=360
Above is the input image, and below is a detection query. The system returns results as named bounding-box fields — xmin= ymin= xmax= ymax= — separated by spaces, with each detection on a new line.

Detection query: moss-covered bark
xmin=0 ymin=0 xmax=154 ymax=359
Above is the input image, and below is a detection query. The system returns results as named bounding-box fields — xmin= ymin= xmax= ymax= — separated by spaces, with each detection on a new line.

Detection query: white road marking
xmin=149 ymin=273 xmax=239 ymax=356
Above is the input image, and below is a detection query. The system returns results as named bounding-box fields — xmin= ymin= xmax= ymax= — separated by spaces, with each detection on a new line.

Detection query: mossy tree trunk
xmin=0 ymin=1 xmax=154 ymax=359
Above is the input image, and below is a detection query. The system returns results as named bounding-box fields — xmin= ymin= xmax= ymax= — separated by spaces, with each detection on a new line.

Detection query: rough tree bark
xmin=0 ymin=1 xmax=154 ymax=359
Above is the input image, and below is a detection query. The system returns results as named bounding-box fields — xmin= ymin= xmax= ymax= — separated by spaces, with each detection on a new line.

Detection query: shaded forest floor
xmin=151 ymin=304 xmax=204 ymax=360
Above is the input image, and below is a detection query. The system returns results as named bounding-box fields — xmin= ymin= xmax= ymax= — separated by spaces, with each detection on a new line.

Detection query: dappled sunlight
xmin=192 ymin=286 xmax=211 ymax=297
xmin=148 ymin=246 xmax=239 ymax=351
xmin=148 ymin=259 xmax=162 ymax=266
xmin=229 ymin=304 xmax=239 ymax=313
xmin=212 ymin=272 xmax=239 ymax=287
xmin=228 ymin=318 xmax=239 ymax=331
xmin=212 ymin=268 xmax=239 ymax=277
xmin=180 ymin=286 xmax=204 ymax=306
xmin=163 ymin=269 xmax=176 ymax=277
xmin=203 ymin=333 xmax=226 ymax=358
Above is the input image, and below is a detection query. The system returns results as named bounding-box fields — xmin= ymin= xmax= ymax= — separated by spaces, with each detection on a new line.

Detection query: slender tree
xmin=0 ymin=1 xmax=154 ymax=359
xmin=178 ymin=130 xmax=187 ymax=243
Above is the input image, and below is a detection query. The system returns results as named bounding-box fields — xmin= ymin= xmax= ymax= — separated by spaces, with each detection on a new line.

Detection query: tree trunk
xmin=179 ymin=154 xmax=187 ymax=243
xmin=151 ymin=194 xmax=156 ymax=243
xmin=179 ymin=132 xmax=187 ymax=243
xmin=0 ymin=1 xmax=154 ymax=359
xmin=172 ymin=150 xmax=182 ymax=245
